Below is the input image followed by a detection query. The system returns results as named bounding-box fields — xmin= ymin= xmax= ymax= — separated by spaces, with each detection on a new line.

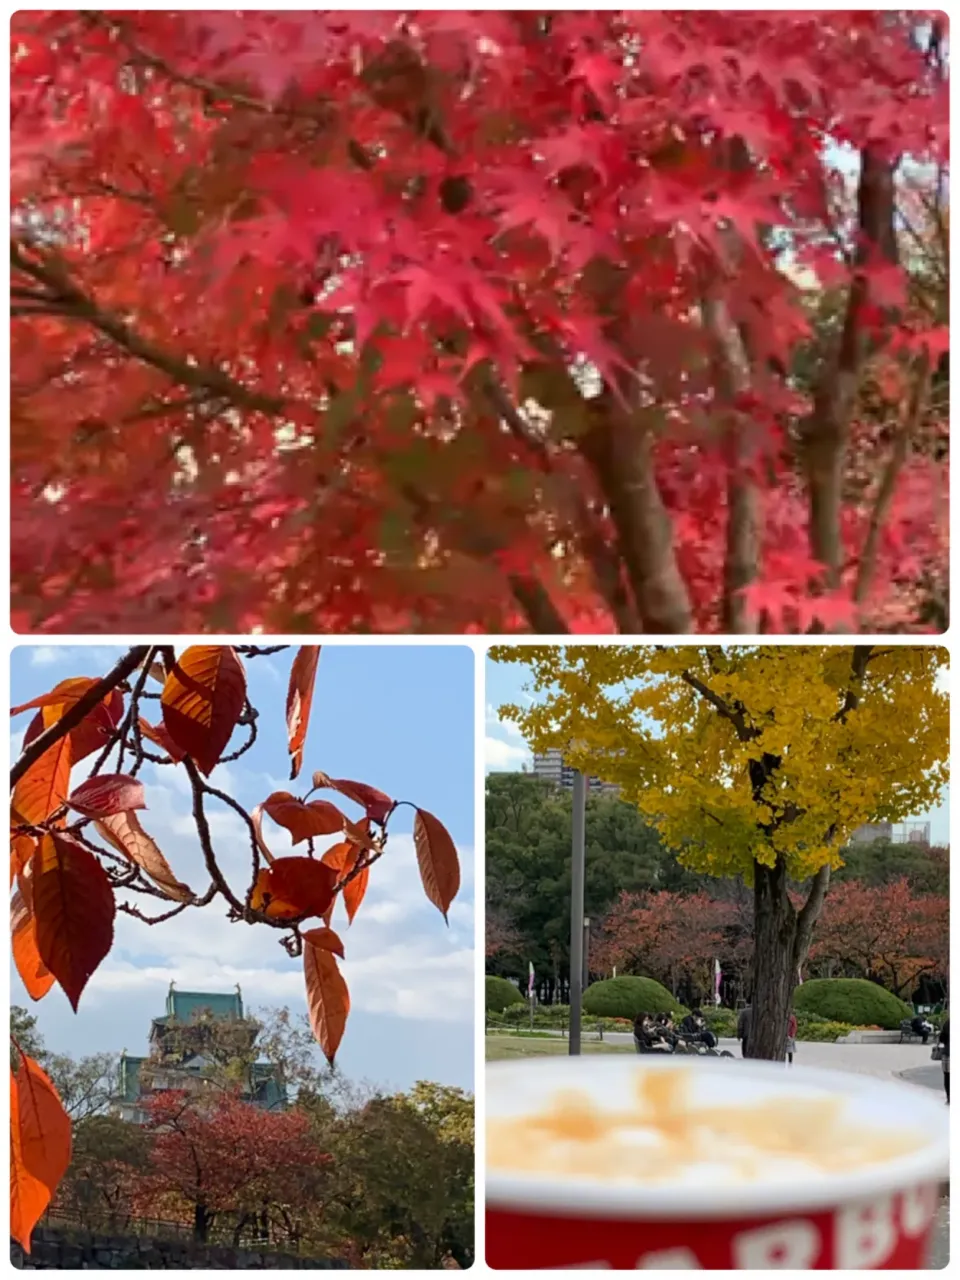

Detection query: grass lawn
xmin=486 ymin=1034 xmax=633 ymax=1060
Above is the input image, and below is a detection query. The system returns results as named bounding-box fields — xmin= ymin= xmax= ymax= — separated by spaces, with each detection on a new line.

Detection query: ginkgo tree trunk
xmin=492 ymin=644 xmax=949 ymax=1060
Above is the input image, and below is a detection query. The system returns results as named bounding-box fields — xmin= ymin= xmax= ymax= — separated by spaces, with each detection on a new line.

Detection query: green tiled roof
xmin=118 ymin=1054 xmax=145 ymax=1102
xmin=165 ymin=989 xmax=243 ymax=1021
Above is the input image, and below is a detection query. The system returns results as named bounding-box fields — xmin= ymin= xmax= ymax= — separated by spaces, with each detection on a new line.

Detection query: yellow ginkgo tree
xmin=491 ymin=644 xmax=949 ymax=1060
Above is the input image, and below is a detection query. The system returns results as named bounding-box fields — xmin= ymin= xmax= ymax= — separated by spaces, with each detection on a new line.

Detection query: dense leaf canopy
xmin=11 ymin=10 xmax=949 ymax=632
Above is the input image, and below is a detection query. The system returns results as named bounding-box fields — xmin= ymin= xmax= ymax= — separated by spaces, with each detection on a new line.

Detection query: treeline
xmin=486 ymin=773 xmax=948 ymax=1006
xmin=12 ymin=1007 xmax=473 ymax=1269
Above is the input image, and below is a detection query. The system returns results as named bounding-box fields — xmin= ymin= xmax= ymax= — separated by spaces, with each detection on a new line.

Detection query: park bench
xmin=899 ymin=1019 xmax=931 ymax=1044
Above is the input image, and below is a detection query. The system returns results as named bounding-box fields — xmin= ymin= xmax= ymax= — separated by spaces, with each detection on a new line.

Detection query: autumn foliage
xmin=11 ymin=11 xmax=949 ymax=634
xmin=595 ymin=878 xmax=948 ymax=1004
xmin=9 ymin=645 xmax=461 ymax=1250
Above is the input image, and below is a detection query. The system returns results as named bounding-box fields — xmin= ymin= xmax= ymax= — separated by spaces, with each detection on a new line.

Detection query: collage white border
xmin=3 ymin=1 xmax=957 ymax=1273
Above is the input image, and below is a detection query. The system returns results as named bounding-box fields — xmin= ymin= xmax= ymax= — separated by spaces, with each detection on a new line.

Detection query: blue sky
xmin=12 ymin=644 xmax=475 ymax=1094
xmin=485 ymin=651 xmax=950 ymax=843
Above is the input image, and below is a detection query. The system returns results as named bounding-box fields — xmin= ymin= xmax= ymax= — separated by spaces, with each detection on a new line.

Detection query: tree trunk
xmin=194 ymin=1202 xmax=210 ymax=1243
xmin=747 ymin=859 xmax=799 ymax=1060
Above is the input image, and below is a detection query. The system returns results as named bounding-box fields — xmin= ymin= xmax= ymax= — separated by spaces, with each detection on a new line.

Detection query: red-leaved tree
xmin=11 ymin=11 xmax=948 ymax=634
xmin=810 ymin=877 xmax=949 ymax=998
xmin=135 ymin=1091 xmax=332 ymax=1243
xmin=594 ymin=889 xmax=750 ymax=997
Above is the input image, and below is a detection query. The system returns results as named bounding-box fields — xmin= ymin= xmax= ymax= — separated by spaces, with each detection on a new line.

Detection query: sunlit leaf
xmin=94 ymin=812 xmax=193 ymax=903
xmin=161 ymin=645 xmax=247 ymax=775
xmin=68 ymin=773 xmax=145 ymax=819
xmin=287 ymin=646 xmax=321 ymax=780
xmin=413 ymin=808 xmax=461 ymax=923
xmin=303 ymin=928 xmax=350 ymax=1066
xmin=11 ymin=1052 xmax=72 ymax=1251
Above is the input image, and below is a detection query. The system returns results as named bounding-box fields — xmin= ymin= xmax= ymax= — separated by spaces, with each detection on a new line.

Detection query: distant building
xmin=850 ymin=821 xmax=894 ymax=844
xmin=532 ymin=748 xmax=620 ymax=797
xmin=115 ymin=985 xmax=285 ymax=1123
xmin=850 ymin=820 xmax=932 ymax=846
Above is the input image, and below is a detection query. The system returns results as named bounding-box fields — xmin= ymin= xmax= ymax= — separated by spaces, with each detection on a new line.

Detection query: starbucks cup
xmin=486 ymin=1056 xmax=948 ymax=1269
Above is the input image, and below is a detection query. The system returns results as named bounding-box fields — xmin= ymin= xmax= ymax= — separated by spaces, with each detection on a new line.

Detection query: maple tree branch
xmin=578 ymin=406 xmax=694 ymax=634
xmin=801 ymin=146 xmax=900 ymax=586
xmin=854 ymin=357 xmax=932 ymax=608
xmin=11 ymin=241 xmax=288 ymax=416
xmin=484 ymin=380 xmax=641 ymax=631
xmin=10 ymin=646 xmax=150 ymax=787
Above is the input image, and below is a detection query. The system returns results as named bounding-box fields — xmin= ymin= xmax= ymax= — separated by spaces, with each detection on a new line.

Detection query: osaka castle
xmin=115 ymin=984 xmax=285 ymax=1122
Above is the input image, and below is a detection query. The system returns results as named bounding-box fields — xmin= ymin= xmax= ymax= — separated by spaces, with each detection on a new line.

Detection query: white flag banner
xmin=714 ymin=958 xmax=722 ymax=1006
xmin=528 ymin=962 xmax=535 ymax=997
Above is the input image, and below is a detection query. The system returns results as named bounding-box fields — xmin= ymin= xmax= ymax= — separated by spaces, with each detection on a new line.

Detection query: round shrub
xmin=792 ymin=979 xmax=912 ymax=1030
xmin=486 ymin=975 xmax=524 ymax=1013
xmin=582 ymin=976 xmax=687 ymax=1020
xmin=702 ymin=1007 xmax=738 ymax=1038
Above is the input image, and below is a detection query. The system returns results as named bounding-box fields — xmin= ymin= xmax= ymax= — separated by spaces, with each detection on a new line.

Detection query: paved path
xmin=573 ymin=1030 xmax=942 ymax=1082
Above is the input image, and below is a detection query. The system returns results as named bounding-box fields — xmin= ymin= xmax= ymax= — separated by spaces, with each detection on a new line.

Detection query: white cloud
xmin=29 ymin=646 xmax=62 ymax=668
xmin=485 ymin=735 xmax=530 ymax=770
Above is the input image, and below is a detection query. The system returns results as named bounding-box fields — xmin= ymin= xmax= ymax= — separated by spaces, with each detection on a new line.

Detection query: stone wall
xmin=12 ymin=1226 xmax=349 ymax=1270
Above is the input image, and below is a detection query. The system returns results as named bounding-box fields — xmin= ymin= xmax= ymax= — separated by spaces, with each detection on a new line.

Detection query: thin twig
xmin=11 ymin=646 xmax=150 ymax=786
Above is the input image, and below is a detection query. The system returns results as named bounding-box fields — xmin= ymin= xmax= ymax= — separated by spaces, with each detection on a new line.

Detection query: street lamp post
xmin=569 ymin=770 xmax=587 ymax=1055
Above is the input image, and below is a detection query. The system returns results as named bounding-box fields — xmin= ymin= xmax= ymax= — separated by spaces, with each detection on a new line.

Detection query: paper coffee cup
xmin=486 ymin=1056 xmax=948 ymax=1269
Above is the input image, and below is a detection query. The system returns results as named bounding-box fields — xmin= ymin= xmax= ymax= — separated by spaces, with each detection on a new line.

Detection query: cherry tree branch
xmin=10 ymin=645 xmax=150 ymax=786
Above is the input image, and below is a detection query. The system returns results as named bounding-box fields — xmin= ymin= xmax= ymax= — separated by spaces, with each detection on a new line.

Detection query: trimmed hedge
xmin=582 ymin=976 xmax=688 ymax=1020
xmin=792 ymin=979 xmax=912 ymax=1030
xmin=486 ymin=975 xmax=524 ymax=1012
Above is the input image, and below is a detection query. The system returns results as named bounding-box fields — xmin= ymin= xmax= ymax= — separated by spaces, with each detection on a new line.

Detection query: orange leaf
xmin=320 ymin=840 xmax=353 ymax=872
xmin=20 ymin=682 xmax=123 ymax=765
xmin=11 ymin=677 xmax=97 ymax=715
xmin=287 ymin=646 xmax=321 ymax=780
xmin=138 ymin=717 xmax=186 ymax=762
xmin=12 ymin=718 xmax=72 ymax=826
xmin=10 ymin=833 xmax=37 ymax=888
xmin=303 ymin=929 xmax=350 ymax=1066
xmin=303 ymin=924 xmax=345 ymax=960
xmin=344 ymin=863 xmax=369 ymax=926
xmin=31 ymin=833 xmax=116 ymax=1011
xmin=250 ymin=802 xmax=276 ymax=866
xmin=311 ymin=770 xmax=394 ymax=825
xmin=94 ymin=811 xmax=193 ymax=902
xmin=262 ymin=792 xmax=346 ymax=843
xmin=413 ymin=808 xmax=461 ymax=923
xmin=11 ymin=888 xmax=54 ymax=1001
xmin=11 ymin=1052 xmax=72 ymax=1251
xmin=250 ymin=857 xmax=337 ymax=921
xmin=161 ymin=645 xmax=247 ymax=775
xmin=68 ymin=773 xmax=145 ymax=818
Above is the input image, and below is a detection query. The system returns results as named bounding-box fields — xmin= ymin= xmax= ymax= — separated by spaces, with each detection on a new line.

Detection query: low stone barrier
xmin=12 ymin=1225 xmax=350 ymax=1269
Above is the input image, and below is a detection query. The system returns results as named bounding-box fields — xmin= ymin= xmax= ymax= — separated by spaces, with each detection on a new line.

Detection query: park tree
xmin=811 ymin=877 xmax=949 ymax=998
xmin=51 ymin=1114 xmax=151 ymax=1229
xmin=11 ymin=11 xmax=948 ymax=635
xmin=306 ymin=1084 xmax=475 ymax=1268
xmin=137 ymin=1090 xmax=333 ymax=1243
xmin=485 ymin=773 xmax=673 ymax=998
xmin=592 ymin=889 xmax=748 ymax=1002
xmin=9 ymin=645 xmax=460 ymax=1250
xmin=493 ymin=644 xmax=948 ymax=1058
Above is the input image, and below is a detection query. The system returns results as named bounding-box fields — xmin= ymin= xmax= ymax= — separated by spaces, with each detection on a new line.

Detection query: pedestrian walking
xmin=938 ymin=1019 xmax=949 ymax=1104
xmin=737 ymin=1004 xmax=752 ymax=1058
xmin=786 ymin=1011 xmax=797 ymax=1065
